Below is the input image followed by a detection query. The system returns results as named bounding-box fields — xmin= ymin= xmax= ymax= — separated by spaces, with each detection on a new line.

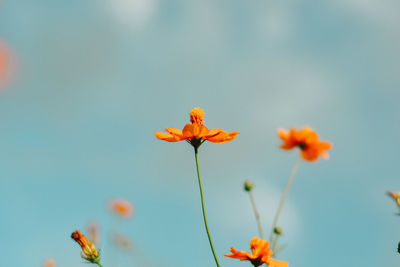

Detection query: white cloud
xmin=106 ymin=0 xmax=157 ymax=29
xmin=335 ymin=0 xmax=400 ymax=27
xmin=258 ymin=4 xmax=295 ymax=42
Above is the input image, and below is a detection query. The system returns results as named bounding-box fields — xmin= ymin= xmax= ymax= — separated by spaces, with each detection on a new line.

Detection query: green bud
xmin=244 ymin=180 xmax=253 ymax=192
xmin=274 ymin=227 xmax=283 ymax=235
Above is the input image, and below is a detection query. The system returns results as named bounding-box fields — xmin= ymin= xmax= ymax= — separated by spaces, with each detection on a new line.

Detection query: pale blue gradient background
xmin=0 ymin=0 xmax=399 ymax=266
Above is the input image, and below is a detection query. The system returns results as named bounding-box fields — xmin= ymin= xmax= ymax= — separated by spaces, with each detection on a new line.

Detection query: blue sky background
xmin=0 ymin=0 xmax=399 ymax=266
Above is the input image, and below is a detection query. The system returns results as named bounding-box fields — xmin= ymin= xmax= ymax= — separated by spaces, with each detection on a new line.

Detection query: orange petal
xmin=207 ymin=131 xmax=239 ymax=143
xmin=269 ymin=258 xmax=289 ymax=267
xmin=155 ymin=132 xmax=183 ymax=142
xmin=198 ymin=125 xmax=210 ymax=139
xmin=277 ymin=128 xmax=289 ymax=140
xmin=183 ymin=124 xmax=212 ymax=139
xmin=204 ymin=128 xmax=223 ymax=139
xmin=280 ymin=142 xmax=297 ymax=150
xmin=299 ymin=127 xmax=318 ymax=142
xmin=224 ymin=248 xmax=252 ymax=261
xmin=165 ymin=127 xmax=183 ymax=137
xmin=301 ymin=148 xmax=319 ymax=161
xmin=318 ymin=141 xmax=332 ymax=150
xmin=182 ymin=124 xmax=195 ymax=139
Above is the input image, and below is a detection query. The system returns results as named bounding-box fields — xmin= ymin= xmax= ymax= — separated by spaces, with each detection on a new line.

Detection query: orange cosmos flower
xmin=225 ymin=237 xmax=288 ymax=267
xmin=71 ymin=230 xmax=100 ymax=263
xmin=43 ymin=259 xmax=56 ymax=267
xmin=278 ymin=127 xmax=332 ymax=162
xmin=155 ymin=107 xmax=239 ymax=149
xmin=109 ymin=199 xmax=134 ymax=219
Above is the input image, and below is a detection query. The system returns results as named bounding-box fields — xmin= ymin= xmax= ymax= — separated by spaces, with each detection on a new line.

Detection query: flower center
xmin=298 ymin=142 xmax=307 ymax=150
xmin=189 ymin=107 xmax=205 ymax=125
xmin=249 ymin=258 xmax=263 ymax=267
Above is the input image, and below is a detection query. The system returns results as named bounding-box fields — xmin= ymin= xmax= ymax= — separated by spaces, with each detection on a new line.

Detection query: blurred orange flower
xmin=155 ymin=107 xmax=239 ymax=149
xmin=71 ymin=230 xmax=100 ymax=263
xmin=43 ymin=259 xmax=56 ymax=267
xmin=88 ymin=222 xmax=100 ymax=245
xmin=112 ymin=232 xmax=134 ymax=251
xmin=0 ymin=40 xmax=15 ymax=89
xmin=387 ymin=191 xmax=400 ymax=206
xmin=225 ymin=237 xmax=288 ymax=267
xmin=278 ymin=127 xmax=332 ymax=162
xmin=109 ymin=199 xmax=134 ymax=219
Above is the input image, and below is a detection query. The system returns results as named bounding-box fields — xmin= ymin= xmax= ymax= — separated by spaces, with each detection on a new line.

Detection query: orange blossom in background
xmin=278 ymin=127 xmax=332 ymax=162
xmin=109 ymin=199 xmax=134 ymax=219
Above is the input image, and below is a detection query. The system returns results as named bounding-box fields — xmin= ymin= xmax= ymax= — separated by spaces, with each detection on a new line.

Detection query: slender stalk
xmin=271 ymin=233 xmax=279 ymax=253
xmin=274 ymin=244 xmax=287 ymax=255
xmin=248 ymin=190 xmax=264 ymax=239
xmin=194 ymin=148 xmax=221 ymax=267
xmin=95 ymin=262 xmax=104 ymax=267
xmin=269 ymin=157 xmax=301 ymax=242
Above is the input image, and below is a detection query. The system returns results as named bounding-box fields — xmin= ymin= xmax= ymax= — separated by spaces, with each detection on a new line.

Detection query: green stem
xmin=269 ymin=157 xmax=301 ymax=244
xmin=95 ymin=262 xmax=104 ymax=267
xmin=194 ymin=148 xmax=221 ymax=267
xmin=271 ymin=234 xmax=279 ymax=254
xmin=248 ymin=190 xmax=264 ymax=239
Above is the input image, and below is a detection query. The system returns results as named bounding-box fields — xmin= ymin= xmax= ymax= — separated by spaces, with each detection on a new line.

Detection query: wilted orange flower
xmin=225 ymin=237 xmax=288 ymax=267
xmin=109 ymin=199 xmax=134 ymax=219
xmin=155 ymin=107 xmax=239 ymax=149
xmin=387 ymin=191 xmax=400 ymax=206
xmin=71 ymin=230 xmax=100 ymax=263
xmin=278 ymin=127 xmax=332 ymax=162
xmin=43 ymin=259 xmax=56 ymax=267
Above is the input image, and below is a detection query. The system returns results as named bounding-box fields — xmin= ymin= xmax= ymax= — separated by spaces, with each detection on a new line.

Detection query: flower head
xmin=225 ymin=237 xmax=288 ymax=267
xmin=244 ymin=180 xmax=253 ymax=192
xmin=155 ymin=107 xmax=239 ymax=150
xmin=109 ymin=198 xmax=134 ymax=219
xmin=71 ymin=230 xmax=101 ymax=264
xmin=273 ymin=227 xmax=283 ymax=236
xmin=43 ymin=259 xmax=56 ymax=267
xmin=278 ymin=127 xmax=332 ymax=162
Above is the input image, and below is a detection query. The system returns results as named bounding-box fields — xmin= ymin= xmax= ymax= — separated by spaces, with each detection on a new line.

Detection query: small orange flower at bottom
xmin=43 ymin=259 xmax=56 ymax=267
xmin=71 ymin=230 xmax=101 ymax=264
xmin=225 ymin=237 xmax=288 ymax=267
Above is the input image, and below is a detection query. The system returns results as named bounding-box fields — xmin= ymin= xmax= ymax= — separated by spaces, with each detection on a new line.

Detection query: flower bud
xmin=71 ymin=230 xmax=101 ymax=264
xmin=273 ymin=227 xmax=283 ymax=235
xmin=244 ymin=180 xmax=253 ymax=192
